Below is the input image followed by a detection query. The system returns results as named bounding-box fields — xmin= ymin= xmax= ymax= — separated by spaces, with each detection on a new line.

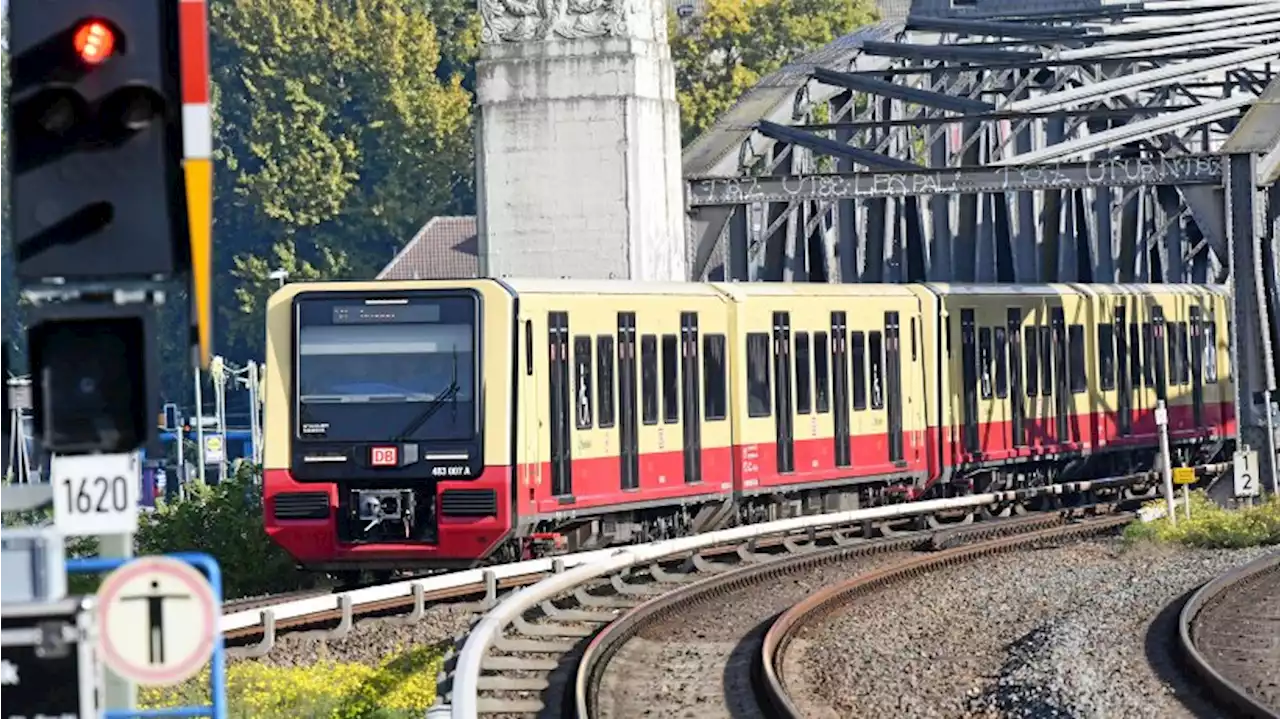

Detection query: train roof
xmin=499 ymin=278 xmax=725 ymax=297
xmin=708 ymin=282 xmax=917 ymax=299
xmin=926 ymin=282 xmax=1230 ymax=297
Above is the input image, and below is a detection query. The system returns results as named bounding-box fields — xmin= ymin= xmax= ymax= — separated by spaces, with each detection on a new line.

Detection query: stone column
xmin=474 ymin=0 xmax=688 ymax=281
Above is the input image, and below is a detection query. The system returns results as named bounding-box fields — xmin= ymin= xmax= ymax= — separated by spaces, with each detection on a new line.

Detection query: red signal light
xmin=73 ymin=21 xmax=116 ymax=65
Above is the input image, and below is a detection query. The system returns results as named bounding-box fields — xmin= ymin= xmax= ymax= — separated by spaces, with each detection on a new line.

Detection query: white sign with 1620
xmin=51 ymin=452 xmax=141 ymax=536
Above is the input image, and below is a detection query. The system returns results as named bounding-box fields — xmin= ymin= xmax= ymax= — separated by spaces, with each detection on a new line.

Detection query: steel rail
xmin=1178 ymin=551 xmax=1280 ymax=719
xmin=445 ymin=465 xmax=1224 ymax=718
xmin=571 ymin=509 xmax=1110 ymax=718
xmin=756 ymin=513 xmax=1136 ymax=718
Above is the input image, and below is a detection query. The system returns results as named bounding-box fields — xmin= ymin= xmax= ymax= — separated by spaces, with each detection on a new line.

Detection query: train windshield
xmin=294 ymin=296 xmax=477 ymax=442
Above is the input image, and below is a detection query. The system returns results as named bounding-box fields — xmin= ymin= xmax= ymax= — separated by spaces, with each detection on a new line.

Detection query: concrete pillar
xmin=475 ymin=0 xmax=687 ymax=281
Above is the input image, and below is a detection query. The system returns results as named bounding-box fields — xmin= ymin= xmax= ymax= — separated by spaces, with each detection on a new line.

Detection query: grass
xmin=139 ymin=643 xmax=447 ymax=719
xmin=1124 ymin=490 xmax=1280 ymax=549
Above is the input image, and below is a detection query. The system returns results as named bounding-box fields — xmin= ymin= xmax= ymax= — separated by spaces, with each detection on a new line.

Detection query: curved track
xmin=754 ymin=513 xmax=1133 ymax=718
xmin=573 ymin=509 xmax=1124 ymax=718
xmin=1178 ymin=550 xmax=1280 ymax=719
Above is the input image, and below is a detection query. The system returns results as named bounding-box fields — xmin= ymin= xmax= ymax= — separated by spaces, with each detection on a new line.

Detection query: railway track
xmin=574 ymin=508 xmax=1128 ymax=719
xmin=225 ymin=468 xmax=1206 ymax=660
xmin=443 ymin=495 xmax=1141 ymax=717
xmin=755 ymin=512 xmax=1133 ymax=717
xmin=1177 ymin=550 xmax=1280 ymax=719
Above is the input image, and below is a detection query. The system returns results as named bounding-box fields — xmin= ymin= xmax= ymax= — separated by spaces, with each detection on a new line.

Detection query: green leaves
xmin=213 ymin=0 xmax=477 ymax=359
xmin=671 ymin=0 xmax=879 ymax=143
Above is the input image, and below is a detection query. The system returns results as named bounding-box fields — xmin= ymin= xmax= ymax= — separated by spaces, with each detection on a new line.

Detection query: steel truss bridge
xmin=681 ymin=0 xmax=1280 ymax=494
xmin=683 ymin=0 xmax=1280 ymax=286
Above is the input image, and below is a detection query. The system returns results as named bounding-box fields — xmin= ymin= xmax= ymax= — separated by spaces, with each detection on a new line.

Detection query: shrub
xmin=139 ymin=643 xmax=447 ymax=719
xmin=1124 ymin=491 xmax=1280 ymax=549
xmin=137 ymin=461 xmax=314 ymax=599
xmin=2 ymin=461 xmax=312 ymax=599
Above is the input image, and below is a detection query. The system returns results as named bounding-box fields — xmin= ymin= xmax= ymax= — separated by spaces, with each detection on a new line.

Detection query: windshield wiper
xmin=392 ymin=345 xmax=462 ymax=442
xmin=392 ymin=381 xmax=458 ymax=441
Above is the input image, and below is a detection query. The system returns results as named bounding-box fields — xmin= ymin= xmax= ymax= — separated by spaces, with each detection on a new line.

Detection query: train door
xmin=831 ymin=311 xmax=852 ymax=467
xmin=960 ymin=308 xmax=980 ymax=454
xmin=1115 ymin=305 xmax=1132 ymax=435
xmin=1051 ymin=307 xmax=1069 ymax=442
xmin=680 ymin=312 xmax=702 ymax=484
xmin=1190 ymin=305 xmax=1205 ymax=427
xmin=547 ymin=311 xmax=573 ymax=497
xmin=617 ymin=312 xmax=640 ymax=491
xmin=772 ymin=311 xmax=795 ymax=474
xmin=1152 ymin=305 xmax=1168 ymax=404
xmin=885 ymin=311 xmax=905 ymax=464
xmin=1007 ymin=308 xmax=1026 ymax=447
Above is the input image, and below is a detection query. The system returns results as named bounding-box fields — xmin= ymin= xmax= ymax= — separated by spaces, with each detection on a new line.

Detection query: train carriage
xmin=262 ymin=278 xmax=1236 ymax=575
xmin=719 ymin=284 xmax=933 ymax=510
xmin=936 ymin=283 xmax=1233 ymax=493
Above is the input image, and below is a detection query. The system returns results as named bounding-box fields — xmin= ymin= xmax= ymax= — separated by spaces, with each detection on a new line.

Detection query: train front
xmin=262 ymin=280 xmax=517 ymax=572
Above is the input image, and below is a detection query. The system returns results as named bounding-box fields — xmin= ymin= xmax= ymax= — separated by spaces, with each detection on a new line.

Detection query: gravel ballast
xmin=785 ymin=537 xmax=1274 ymax=719
xmin=239 ymin=603 xmax=476 ymax=668
xmin=594 ymin=551 xmax=916 ymax=719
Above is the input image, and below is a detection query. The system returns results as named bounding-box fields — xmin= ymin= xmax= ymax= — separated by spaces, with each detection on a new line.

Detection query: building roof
xmin=376 ymin=216 xmax=479 ymax=280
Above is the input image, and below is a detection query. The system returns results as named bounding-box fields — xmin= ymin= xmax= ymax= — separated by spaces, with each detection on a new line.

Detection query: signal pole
xmin=4 ymin=1 xmax=213 ymax=716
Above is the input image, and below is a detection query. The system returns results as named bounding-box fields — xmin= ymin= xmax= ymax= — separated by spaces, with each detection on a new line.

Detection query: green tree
xmin=226 ymin=240 xmax=352 ymax=349
xmin=211 ymin=0 xmax=475 ymax=358
xmin=670 ymin=0 xmax=879 ymax=144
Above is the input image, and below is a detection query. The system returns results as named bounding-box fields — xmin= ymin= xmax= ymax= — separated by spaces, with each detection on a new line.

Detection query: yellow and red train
xmin=261 ymin=279 xmax=1234 ymax=576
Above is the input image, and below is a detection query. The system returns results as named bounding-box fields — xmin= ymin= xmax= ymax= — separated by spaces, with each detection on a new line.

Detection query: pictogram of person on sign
xmin=120 ymin=579 xmax=191 ymax=664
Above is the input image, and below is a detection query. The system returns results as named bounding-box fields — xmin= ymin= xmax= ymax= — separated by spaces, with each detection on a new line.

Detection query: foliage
xmin=137 ymin=461 xmax=314 ymax=599
xmin=211 ymin=0 xmax=475 ymax=360
xmin=1124 ymin=491 xmax=1280 ymax=549
xmin=670 ymin=0 xmax=879 ymax=143
xmin=226 ymin=240 xmax=352 ymax=349
xmin=140 ymin=644 xmax=448 ymax=718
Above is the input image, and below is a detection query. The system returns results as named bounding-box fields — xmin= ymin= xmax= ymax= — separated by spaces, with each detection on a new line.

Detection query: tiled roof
xmin=376 ymin=216 xmax=479 ymax=280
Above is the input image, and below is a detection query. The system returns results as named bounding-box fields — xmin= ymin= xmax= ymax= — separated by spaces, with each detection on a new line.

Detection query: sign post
xmin=49 ymin=451 xmax=143 ymax=711
xmin=66 ymin=553 xmax=227 ymax=719
xmin=1233 ymin=448 xmax=1261 ymax=504
xmin=1155 ymin=400 xmax=1178 ymax=525
xmin=0 ymin=596 xmax=101 ymax=719
xmin=1172 ymin=466 xmax=1196 ymax=521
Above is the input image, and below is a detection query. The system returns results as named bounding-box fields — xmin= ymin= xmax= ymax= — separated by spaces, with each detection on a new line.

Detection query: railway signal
xmin=8 ymin=0 xmax=213 ymax=456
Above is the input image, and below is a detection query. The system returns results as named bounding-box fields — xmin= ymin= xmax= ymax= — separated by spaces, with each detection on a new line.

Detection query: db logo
xmin=371 ymin=446 xmax=399 ymax=467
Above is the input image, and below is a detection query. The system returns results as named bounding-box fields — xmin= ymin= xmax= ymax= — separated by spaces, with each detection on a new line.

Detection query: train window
xmin=1178 ymin=322 xmax=1191 ymax=385
xmin=574 ymin=336 xmax=594 ymax=429
xmin=525 ymin=320 xmax=534 ymax=375
xmin=909 ymin=318 xmax=918 ymax=361
xmin=1098 ymin=323 xmax=1116 ymax=391
xmin=641 ymin=335 xmax=659 ymax=425
xmin=703 ymin=334 xmax=728 ymax=421
xmin=795 ymin=332 xmax=812 ymax=415
xmin=869 ymin=331 xmax=885 ymax=410
xmin=1024 ymin=326 xmax=1039 ymax=397
xmin=814 ymin=332 xmax=831 ymax=414
xmin=1205 ymin=321 xmax=1219 ymax=384
xmin=994 ymin=327 xmax=1008 ymax=398
xmin=1130 ymin=323 xmax=1142 ymax=389
xmin=746 ymin=333 xmax=771 ymax=418
xmin=978 ymin=327 xmax=993 ymax=400
xmin=1166 ymin=323 xmax=1180 ymax=387
xmin=851 ymin=331 xmax=868 ymax=410
xmin=597 ymin=335 xmax=616 ymax=428
xmin=662 ymin=334 xmax=680 ymax=424
xmin=1039 ymin=327 xmax=1053 ymax=397
xmin=1068 ymin=325 xmax=1087 ymax=394
xmin=1142 ymin=323 xmax=1155 ymax=387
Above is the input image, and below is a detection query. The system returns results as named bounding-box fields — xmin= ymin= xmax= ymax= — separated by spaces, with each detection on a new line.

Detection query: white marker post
xmin=1155 ymin=400 xmax=1177 ymax=526
xmin=50 ymin=451 xmax=142 ymax=711
xmin=1234 ymin=448 xmax=1261 ymax=505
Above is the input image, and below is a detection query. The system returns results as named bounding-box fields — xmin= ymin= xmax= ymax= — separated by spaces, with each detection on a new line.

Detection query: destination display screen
xmin=332 ymin=304 xmax=441 ymax=325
